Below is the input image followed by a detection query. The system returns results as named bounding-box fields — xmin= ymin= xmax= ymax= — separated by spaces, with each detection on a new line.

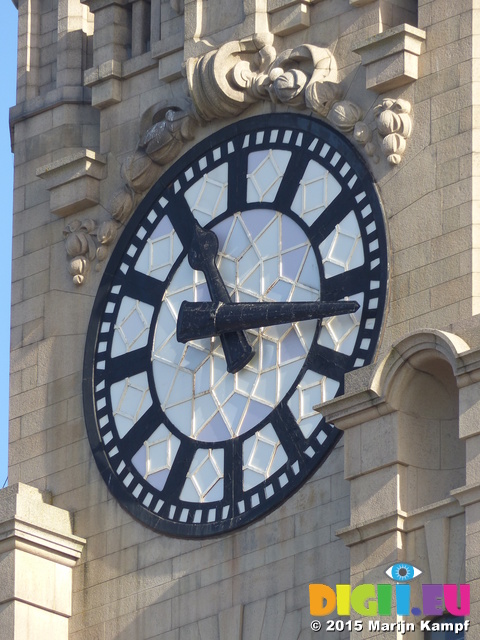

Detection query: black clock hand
xmin=177 ymin=300 xmax=360 ymax=342
xmin=170 ymin=206 xmax=254 ymax=373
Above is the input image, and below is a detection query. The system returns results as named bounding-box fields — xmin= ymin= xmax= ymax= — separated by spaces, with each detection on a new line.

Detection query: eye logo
xmin=385 ymin=563 xmax=422 ymax=582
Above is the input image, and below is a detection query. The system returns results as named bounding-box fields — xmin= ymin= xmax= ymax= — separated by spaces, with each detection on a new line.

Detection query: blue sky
xmin=1 ymin=2 xmax=17 ymax=486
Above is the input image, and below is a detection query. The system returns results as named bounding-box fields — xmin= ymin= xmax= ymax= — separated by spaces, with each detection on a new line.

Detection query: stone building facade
xmin=2 ymin=0 xmax=480 ymax=638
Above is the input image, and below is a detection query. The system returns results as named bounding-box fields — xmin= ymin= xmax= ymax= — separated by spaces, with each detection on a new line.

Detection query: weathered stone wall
xmin=7 ymin=0 xmax=480 ymax=638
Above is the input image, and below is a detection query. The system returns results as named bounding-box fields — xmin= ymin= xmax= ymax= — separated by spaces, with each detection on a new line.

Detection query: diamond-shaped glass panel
xmin=184 ymin=163 xmax=228 ymax=226
xmin=287 ymin=371 xmax=339 ymax=438
xmin=242 ymin=424 xmax=288 ymax=490
xmin=130 ymin=424 xmax=182 ymax=491
xmin=291 ymin=161 xmax=342 ymax=226
xmin=135 ymin=216 xmax=182 ymax=281
xmin=111 ymin=297 xmax=154 ymax=357
xmin=320 ymin=211 xmax=364 ymax=278
xmin=110 ymin=372 xmax=152 ymax=438
xmin=246 ymin=150 xmax=291 ymax=203
xmin=318 ymin=293 xmax=364 ymax=355
xmin=180 ymin=449 xmax=224 ymax=503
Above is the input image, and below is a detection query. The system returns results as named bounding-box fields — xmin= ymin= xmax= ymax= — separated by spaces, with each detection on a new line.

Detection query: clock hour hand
xmin=185 ymin=223 xmax=254 ymax=374
xmin=177 ymin=300 xmax=360 ymax=342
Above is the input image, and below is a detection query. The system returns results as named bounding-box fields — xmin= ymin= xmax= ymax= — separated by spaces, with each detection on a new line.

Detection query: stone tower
xmin=3 ymin=0 xmax=480 ymax=638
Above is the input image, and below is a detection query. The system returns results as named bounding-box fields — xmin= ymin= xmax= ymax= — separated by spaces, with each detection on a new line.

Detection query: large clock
xmin=83 ymin=114 xmax=388 ymax=537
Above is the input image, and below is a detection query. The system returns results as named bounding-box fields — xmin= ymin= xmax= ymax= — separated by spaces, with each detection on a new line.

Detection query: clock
xmin=83 ymin=113 xmax=388 ymax=537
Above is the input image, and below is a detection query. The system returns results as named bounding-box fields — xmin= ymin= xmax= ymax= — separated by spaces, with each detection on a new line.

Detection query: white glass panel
xmin=255 ymin=216 xmax=280 ymax=259
xmin=242 ymin=209 xmax=276 ymax=240
xmin=318 ymin=293 xmax=364 ymax=355
xmin=320 ymin=211 xmax=364 ymax=278
xmin=297 ymin=247 xmax=320 ymax=290
xmin=262 ymin=256 xmax=280 ymax=294
xmin=131 ymin=445 xmax=146 ymax=476
xmin=247 ymin=149 xmax=269 ymax=172
xmin=184 ymin=162 xmax=228 ymax=225
xmin=195 ymin=360 xmax=212 ymax=394
xmin=243 ymin=468 xmax=264 ymax=491
xmin=246 ymin=150 xmax=291 ymax=203
xmin=291 ymin=160 xmax=341 ymax=226
xmin=110 ymin=372 xmax=152 ymax=438
xmin=193 ymin=395 xmax=217 ymax=436
xmin=241 ymin=265 xmax=261 ymax=294
xmin=280 ymin=246 xmax=308 ymax=281
xmin=267 ymin=279 xmax=292 ymax=302
xmin=250 ymin=439 xmax=275 ymax=470
xmin=180 ymin=449 xmax=224 ymax=502
xmin=225 ymin=218 xmax=250 ymax=256
xmin=198 ymin=413 xmax=231 ymax=442
xmin=287 ymin=372 xmax=339 ymax=438
xmin=278 ymin=361 xmax=303 ymax=398
xmin=237 ymin=248 xmax=260 ymax=284
xmin=111 ymin=297 xmax=154 ymax=357
xmin=212 ymin=370 xmax=234 ymax=405
xmin=261 ymin=338 xmax=277 ymax=370
xmin=134 ymin=216 xmax=181 ymax=281
xmin=167 ymin=401 xmax=193 ymax=434
xmin=279 ymin=329 xmax=304 ymax=364
xmin=242 ymin=423 xmax=286 ymax=489
xmin=270 ymin=444 xmax=288 ymax=474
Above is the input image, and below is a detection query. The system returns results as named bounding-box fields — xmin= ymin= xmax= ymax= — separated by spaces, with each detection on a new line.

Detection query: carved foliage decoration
xmin=374 ymin=98 xmax=412 ymax=165
xmin=109 ymin=108 xmax=198 ymax=224
xmin=64 ymin=219 xmax=119 ymax=285
xmin=185 ymin=34 xmax=343 ymax=121
xmin=108 ymin=36 xmax=367 ymax=227
xmin=99 ymin=37 xmax=413 ymax=287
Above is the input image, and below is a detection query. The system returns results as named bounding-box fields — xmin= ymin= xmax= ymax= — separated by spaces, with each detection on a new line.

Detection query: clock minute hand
xmin=185 ymin=224 xmax=254 ymax=373
xmin=177 ymin=300 xmax=360 ymax=342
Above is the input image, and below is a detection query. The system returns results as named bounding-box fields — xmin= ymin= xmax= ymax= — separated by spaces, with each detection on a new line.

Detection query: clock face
xmin=83 ymin=114 xmax=388 ymax=537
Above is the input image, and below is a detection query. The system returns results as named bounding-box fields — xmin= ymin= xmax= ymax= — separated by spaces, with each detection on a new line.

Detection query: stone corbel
xmin=353 ymin=23 xmax=426 ymax=93
xmin=37 ymin=150 xmax=107 ymax=217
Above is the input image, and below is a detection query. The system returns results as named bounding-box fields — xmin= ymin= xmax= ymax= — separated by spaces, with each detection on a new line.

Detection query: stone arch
xmin=375 ymin=331 xmax=469 ymax=511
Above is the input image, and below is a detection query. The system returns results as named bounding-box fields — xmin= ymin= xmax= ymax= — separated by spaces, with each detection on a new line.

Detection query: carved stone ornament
xmin=108 ymin=108 xmax=199 ymax=224
xmin=108 ymin=35 xmax=369 ymax=229
xmin=97 ymin=36 xmax=412 ymax=287
xmin=374 ymin=98 xmax=412 ymax=164
xmin=64 ymin=219 xmax=119 ymax=285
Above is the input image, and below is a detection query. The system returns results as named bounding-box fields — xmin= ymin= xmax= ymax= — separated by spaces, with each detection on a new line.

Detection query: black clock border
xmin=83 ymin=113 xmax=389 ymax=538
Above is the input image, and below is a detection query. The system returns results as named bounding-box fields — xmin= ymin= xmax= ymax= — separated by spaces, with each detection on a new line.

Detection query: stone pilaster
xmin=0 ymin=483 xmax=86 ymax=640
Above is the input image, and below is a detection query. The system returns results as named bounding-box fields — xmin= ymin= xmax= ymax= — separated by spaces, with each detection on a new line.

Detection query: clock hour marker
xmin=321 ymin=265 xmax=370 ymax=300
xmin=306 ymin=343 xmax=352 ymax=383
xmin=105 ymin=348 xmax=152 ymax=383
xmin=120 ymin=405 xmax=162 ymax=459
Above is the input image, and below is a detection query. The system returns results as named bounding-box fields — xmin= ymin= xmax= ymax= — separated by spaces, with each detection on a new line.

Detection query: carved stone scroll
xmin=185 ymin=34 xmax=340 ymax=122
